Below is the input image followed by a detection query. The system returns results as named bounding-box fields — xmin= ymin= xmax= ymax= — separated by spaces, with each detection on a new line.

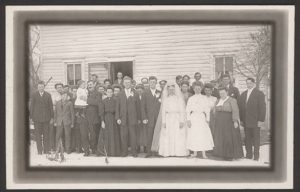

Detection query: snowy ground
xmin=29 ymin=141 xmax=270 ymax=167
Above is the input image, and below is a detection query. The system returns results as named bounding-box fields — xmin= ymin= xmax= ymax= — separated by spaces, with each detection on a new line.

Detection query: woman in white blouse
xmin=186 ymin=81 xmax=214 ymax=158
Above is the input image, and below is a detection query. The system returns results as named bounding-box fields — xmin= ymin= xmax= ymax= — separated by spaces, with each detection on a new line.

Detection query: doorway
xmin=110 ymin=61 xmax=133 ymax=81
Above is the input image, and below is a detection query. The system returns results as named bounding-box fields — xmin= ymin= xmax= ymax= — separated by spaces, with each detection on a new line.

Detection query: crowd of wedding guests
xmin=29 ymin=71 xmax=266 ymax=162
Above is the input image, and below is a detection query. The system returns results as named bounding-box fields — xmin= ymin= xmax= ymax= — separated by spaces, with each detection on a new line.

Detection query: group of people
xmin=29 ymin=71 xmax=266 ymax=162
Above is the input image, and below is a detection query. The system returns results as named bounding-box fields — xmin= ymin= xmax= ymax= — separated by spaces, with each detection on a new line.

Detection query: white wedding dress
xmin=158 ymin=84 xmax=189 ymax=157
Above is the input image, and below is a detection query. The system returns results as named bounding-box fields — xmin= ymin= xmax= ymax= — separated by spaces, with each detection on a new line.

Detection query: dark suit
xmin=141 ymin=89 xmax=161 ymax=155
xmin=54 ymin=100 xmax=74 ymax=152
xmin=80 ymin=90 xmax=102 ymax=153
xmin=115 ymin=89 xmax=139 ymax=156
xmin=30 ymin=91 xmax=54 ymax=154
xmin=239 ymin=88 xmax=266 ymax=160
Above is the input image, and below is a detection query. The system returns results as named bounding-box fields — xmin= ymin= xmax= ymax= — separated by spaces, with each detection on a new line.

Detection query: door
xmin=110 ymin=61 xmax=133 ymax=81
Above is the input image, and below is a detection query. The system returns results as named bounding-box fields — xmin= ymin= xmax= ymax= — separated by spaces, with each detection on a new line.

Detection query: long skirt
xmin=97 ymin=113 xmax=121 ymax=156
xmin=213 ymin=111 xmax=244 ymax=159
xmin=158 ymin=112 xmax=189 ymax=157
xmin=186 ymin=112 xmax=214 ymax=151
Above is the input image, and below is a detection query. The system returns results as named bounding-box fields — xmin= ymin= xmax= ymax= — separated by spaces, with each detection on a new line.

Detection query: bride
xmin=157 ymin=82 xmax=189 ymax=157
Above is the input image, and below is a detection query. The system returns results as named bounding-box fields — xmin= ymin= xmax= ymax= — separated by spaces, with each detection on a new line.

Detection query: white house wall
xmin=39 ymin=24 xmax=264 ymax=94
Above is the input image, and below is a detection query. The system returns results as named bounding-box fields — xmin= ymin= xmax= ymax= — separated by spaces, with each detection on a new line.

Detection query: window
xmin=215 ymin=56 xmax=234 ymax=78
xmin=66 ymin=63 xmax=81 ymax=86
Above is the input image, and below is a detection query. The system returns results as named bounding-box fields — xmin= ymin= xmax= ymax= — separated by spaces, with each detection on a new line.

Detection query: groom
xmin=141 ymin=76 xmax=161 ymax=157
xmin=115 ymin=76 xmax=139 ymax=157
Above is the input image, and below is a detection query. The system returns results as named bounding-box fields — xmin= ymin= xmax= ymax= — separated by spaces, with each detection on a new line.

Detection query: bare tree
xmin=235 ymin=26 xmax=272 ymax=88
xmin=29 ymin=25 xmax=52 ymax=95
xmin=29 ymin=25 xmax=41 ymax=95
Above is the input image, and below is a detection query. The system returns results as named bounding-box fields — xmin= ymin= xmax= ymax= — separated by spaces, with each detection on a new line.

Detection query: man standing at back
xmin=30 ymin=81 xmax=54 ymax=155
xmin=141 ymin=76 xmax=161 ymax=158
xmin=114 ymin=72 xmax=124 ymax=88
xmin=115 ymin=76 xmax=139 ymax=157
xmin=238 ymin=77 xmax=266 ymax=161
xmin=220 ymin=74 xmax=240 ymax=100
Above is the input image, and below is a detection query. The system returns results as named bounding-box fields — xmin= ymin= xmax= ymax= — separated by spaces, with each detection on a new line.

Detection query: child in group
xmin=113 ymin=84 xmax=122 ymax=97
xmin=74 ymin=80 xmax=88 ymax=118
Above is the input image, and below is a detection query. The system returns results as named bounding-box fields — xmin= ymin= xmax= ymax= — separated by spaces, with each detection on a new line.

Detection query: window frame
xmin=213 ymin=54 xmax=235 ymax=79
xmin=63 ymin=59 xmax=84 ymax=86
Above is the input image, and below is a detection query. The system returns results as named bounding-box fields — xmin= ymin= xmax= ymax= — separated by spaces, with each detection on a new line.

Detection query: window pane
xmin=225 ymin=57 xmax=233 ymax=72
xmin=67 ymin=64 xmax=74 ymax=85
xmin=75 ymin=64 xmax=81 ymax=86
xmin=215 ymin=57 xmax=224 ymax=72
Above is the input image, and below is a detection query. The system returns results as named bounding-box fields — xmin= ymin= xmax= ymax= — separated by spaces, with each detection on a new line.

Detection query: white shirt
xmin=246 ymin=87 xmax=255 ymax=102
xmin=150 ymin=88 xmax=156 ymax=97
xmin=125 ymin=88 xmax=131 ymax=98
xmin=39 ymin=91 xmax=44 ymax=97
xmin=216 ymin=96 xmax=229 ymax=106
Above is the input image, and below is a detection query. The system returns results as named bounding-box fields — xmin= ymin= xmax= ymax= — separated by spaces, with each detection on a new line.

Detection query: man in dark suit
xmin=115 ymin=76 xmax=139 ymax=157
xmin=113 ymin=72 xmax=124 ymax=87
xmin=220 ymin=74 xmax=240 ymax=100
xmin=238 ymin=77 xmax=266 ymax=161
xmin=80 ymin=80 xmax=103 ymax=156
xmin=30 ymin=81 xmax=54 ymax=155
xmin=54 ymin=92 xmax=74 ymax=154
xmin=141 ymin=76 xmax=161 ymax=157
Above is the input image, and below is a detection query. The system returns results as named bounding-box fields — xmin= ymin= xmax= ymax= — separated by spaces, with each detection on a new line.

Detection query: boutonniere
xmin=155 ymin=92 xmax=160 ymax=98
xmin=129 ymin=90 xmax=134 ymax=97
xmin=231 ymin=93 xmax=234 ymax=96
xmin=158 ymin=98 xmax=162 ymax=102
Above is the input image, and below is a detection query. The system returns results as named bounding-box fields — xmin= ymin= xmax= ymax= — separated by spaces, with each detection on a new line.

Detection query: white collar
xmin=247 ymin=87 xmax=255 ymax=92
xmin=216 ymin=96 xmax=229 ymax=106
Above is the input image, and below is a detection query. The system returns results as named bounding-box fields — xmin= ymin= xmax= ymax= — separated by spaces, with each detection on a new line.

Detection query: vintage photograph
xmin=28 ymin=23 xmax=271 ymax=167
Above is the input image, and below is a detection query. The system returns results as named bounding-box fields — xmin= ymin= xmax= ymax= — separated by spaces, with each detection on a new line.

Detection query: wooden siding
xmin=39 ymin=24 xmax=265 ymax=94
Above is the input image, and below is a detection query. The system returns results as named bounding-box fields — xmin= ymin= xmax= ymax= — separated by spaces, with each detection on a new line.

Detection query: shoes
xmin=132 ymin=154 xmax=138 ymax=157
xmin=83 ymin=151 xmax=90 ymax=157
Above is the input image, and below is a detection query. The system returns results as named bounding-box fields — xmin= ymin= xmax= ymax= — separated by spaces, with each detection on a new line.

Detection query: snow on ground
xmin=29 ymin=141 xmax=270 ymax=167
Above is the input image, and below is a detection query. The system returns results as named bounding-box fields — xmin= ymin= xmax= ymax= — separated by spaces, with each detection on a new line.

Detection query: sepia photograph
xmin=28 ymin=23 xmax=272 ymax=167
xmin=5 ymin=5 xmax=294 ymax=189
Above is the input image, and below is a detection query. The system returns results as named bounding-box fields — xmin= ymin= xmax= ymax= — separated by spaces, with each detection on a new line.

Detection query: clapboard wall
xmin=39 ymin=24 xmax=264 ymax=94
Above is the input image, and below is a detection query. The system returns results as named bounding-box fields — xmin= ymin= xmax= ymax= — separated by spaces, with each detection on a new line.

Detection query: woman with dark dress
xmin=213 ymin=87 xmax=244 ymax=160
xmin=98 ymin=86 xmax=121 ymax=157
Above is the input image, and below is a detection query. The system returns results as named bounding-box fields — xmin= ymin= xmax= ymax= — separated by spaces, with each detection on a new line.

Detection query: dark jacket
xmin=113 ymin=79 xmax=124 ymax=88
xmin=238 ymin=88 xmax=266 ymax=128
xmin=115 ymin=89 xmax=139 ymax=126
xmin=86 ymin=90 xmax=102 ymax=125
xmin=141 ymin=89 xmax=161 ymax=128
xmin=30 ymin=91 xmax=54 ymax=123
xmin=54 ymin=100 xmax=74 ymax=126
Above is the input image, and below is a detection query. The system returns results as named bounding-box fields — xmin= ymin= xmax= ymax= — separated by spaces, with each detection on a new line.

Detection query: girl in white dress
xmin=186 ymin=81 xmax=214 ymax=158
xmin=158 ymin=82 xmax=189 ymax=157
